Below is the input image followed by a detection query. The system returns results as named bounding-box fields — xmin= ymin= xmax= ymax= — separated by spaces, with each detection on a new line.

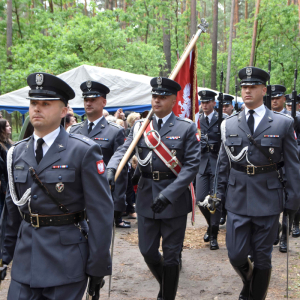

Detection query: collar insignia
xmin=58 ymin=144 xmax=64 ymax=148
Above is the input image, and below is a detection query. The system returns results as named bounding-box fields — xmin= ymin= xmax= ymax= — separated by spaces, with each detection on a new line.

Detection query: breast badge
xmin=56 ymin=182 xmax=64 ymax=193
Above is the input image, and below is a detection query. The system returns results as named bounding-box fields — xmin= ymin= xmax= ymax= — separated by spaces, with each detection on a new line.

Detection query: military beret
xmin=198 ymin=90 xmax=217 ymax=102
xmin=271 ymin=85 xmax=286 ymax=98
xmin=150 ymin=77 xmax=181 ymax=96
xmin=223 ymin=94 xmax=234 ymax=105
xmin=238 ymin=66 xmax=270 ymax=86
xmin=27 ymin=73 xmax=75 ymax=105
xmin=80 ymin=81 xmax=110 ymax=98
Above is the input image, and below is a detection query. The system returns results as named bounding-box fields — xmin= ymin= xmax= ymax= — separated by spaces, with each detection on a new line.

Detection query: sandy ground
xmin=0 ymin=211 xmax=299 ymax=300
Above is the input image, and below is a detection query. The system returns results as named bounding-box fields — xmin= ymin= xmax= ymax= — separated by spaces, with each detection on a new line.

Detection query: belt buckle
xmin=30 ymin=214 xmax=40 ymax=228
xmin=247 ymin=165 xmax=255 ymax=175
xmin=153 ymin=171 xmax=160 ymax=181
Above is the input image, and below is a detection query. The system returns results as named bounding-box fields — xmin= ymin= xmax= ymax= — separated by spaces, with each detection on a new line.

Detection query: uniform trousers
xmin=138 ymin=214 xmax=187 ymax=266
xmin=226 ymin=211 xmax=279 ymax=269
xmin=8 ymin=278 xmax=87 ymax=300
xmin=196 ymin=163 xmax=221 ymax=227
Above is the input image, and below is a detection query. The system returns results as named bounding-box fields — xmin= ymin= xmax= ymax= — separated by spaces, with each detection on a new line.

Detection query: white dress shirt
xmin=87 ymin=116 xmax=104 ymax=131
xmin=244 ymin=103 xmax=266 ymax=132
xmin=204 ymin=110 xmax=215 ymax=124
xmin=154 ymin=112 xmax=172 ymax=128
xmin=33 ymin=127 xmax=60 ymax=157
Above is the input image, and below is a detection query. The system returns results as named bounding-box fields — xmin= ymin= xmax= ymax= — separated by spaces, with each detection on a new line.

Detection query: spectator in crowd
xmin=67 ymin=104 xmax=74 ymax=115
xmin=0 ymin=119 xmax=13 ymax=213
xmin=106 ymin=115 xmax=117 ymax=123
xmin=126 ymin=112 xmax=140 ymax=136
xmin=114 ymin=109 xmax=128 ymax=129
xmin=60 ymin=113 xmax=75 ymax=130
xmin=103 ymin=109 xmax=109 ymax=117
xmin=116 ymin=119 xmax=125 ymax=128
xmin=0 ymin=111 xmax=2 ymax=119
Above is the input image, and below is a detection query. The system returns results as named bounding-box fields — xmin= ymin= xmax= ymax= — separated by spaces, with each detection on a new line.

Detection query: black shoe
xmin=250 ymin=268 xmax=271 ymax=300
xmin=203 ymin=227 xmax=210 ymax=242
xmin=273 ymin=222 xmax=282 ymax=245
xmin=232 ymin=258 xmax=253 ymax=300
xmin=116 ymin=222 xmax=131 ymax=228
xmin=292 ymin=214 xmax=300 ymax=238
xmin=219 ymin=217 xmax=226 ymax=225
xmin=145 ymin=258 xmax=163 ymax=300
xmin=122 ymin=219 xmax=131 ymax=225
xmin=162 ymin=265 xmax=180 ymax=300
xmin=210 ymin=226 xmax=219 ymax=250
xmin=279 ymin=236 xmax=287 ymax=253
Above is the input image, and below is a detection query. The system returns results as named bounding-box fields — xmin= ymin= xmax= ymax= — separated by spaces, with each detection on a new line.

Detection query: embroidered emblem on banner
xmin=96 ymin=160 xmax=105 ymax=174
xmin=195 ymin=133 xmax=200 ymax=142
xmin=52 ymin=165 xmax=68 ymax=169
xmin=56 ymin=182 xmax=64 ymax=193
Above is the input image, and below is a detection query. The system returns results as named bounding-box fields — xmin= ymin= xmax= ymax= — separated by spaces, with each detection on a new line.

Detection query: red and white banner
xmin=173 ymin=46 xmax=200 ymax=130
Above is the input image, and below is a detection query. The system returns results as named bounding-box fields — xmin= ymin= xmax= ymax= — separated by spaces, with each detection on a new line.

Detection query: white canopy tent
xmin=0 ymin=64 xmax=244 ymax=116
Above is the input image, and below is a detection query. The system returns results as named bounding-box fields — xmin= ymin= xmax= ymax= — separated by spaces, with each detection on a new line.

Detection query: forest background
xmin=1 ymin=0 xmax=300 ymax=138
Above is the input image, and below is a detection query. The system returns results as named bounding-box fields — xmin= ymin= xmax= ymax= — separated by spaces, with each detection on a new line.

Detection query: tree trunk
xmin=245 ymin=0 xmax=248 ymax=19
xmin=287 ymin=0 xmax=291 ymax=5
xmin=249 ymin=0 xmax=261 ymax=66
xmin=211 ymin=0 xmax=218 ymax=90
xmin=298 ymin=0 xmax=300 ymax=36
xmin=190 ymin=0 xmax=197 ymax=37
xmin=233 ymin=0 xmax=239 ymax=37
xmin=162 ymin=14 xmax=171 ymax=77
xmin=49 ymin=0 xmax=54 ymax=12
xmin=225 ymin=0 xmax=235 ymax=93
xmin=6 ymin=0 xmax=13 ymax=68
xmin=223 ymin=0 xmax=226 ymax=51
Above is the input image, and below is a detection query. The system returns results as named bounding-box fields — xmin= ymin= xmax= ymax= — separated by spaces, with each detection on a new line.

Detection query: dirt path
xmin=0 ymin=211 xmax=299 ymax=299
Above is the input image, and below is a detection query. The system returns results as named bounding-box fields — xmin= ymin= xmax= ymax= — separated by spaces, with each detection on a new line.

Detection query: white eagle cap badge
xmin=86 ymin=80 xmax=92 ymax=89
xmin=36 ymin=74 xmax=44 ymax=87
xmin=157 ymin=77 xmax=162 ymax=88
xmin=271 ymin=85 xmax=275 ymax=91
xmin=202 ymin=90 xmax=206 ymax=96
xmin=246 ymin=67 xmax=252 ymax=76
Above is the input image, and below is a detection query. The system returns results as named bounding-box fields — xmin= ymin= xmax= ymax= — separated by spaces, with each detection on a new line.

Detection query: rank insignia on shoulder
xmin=96 ymin=160 xmax=105 ymax=174
xmin=195 ymin=133 xmax=200 ymax=142
xmin=264 ymin=135 xmax=279 ymax=138
xmin=166 ymin=136 xmax=180 ymax=140
xmin=94 ymin=138 xmax=109 ymax=141
xmin=52 ymin=165 xmax=68 ymax=169
xmin=58 ymin=144 xmax=64 ymax=148
xmin=269 ymin=148 xmax=274 ymax=154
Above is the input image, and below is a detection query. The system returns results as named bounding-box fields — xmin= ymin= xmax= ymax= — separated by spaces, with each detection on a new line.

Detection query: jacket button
xmin=249 ymin=142 xmax=253 ymax=145
xmin=270 ymin=143 xmax=272 ymax=145
xmin=79 ymin=236 xmax=82 ymax=241
xmin=15 ymin=177 xmax=18 ymax=180
xmin=33 ymin=195 xmax=38 ymax=199
xmin=231 ymin=142 xmax=233 ymax=144
xmin=207 ymin=130 xmax=210 ymax=133
xmin=58 ymin=176 xmax=62 ymax=180
xmin=153 ymin=157 xmax=156 ymax=160
xmin=249 ymin=152 xmax=252 ymax=156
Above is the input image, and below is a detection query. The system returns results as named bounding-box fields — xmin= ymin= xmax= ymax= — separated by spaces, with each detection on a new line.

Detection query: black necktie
xmin=157 ymin=119 xmax=163 ymax=131
xmin=36 ymin=138 xmax=44 ymax=165
xmin=88 ymin=122 xmax=94 ymax=134
xmin=205 ymin=116 xmax=209 ymax=126
xmin=247 ymin=110 xmax=255 ymax=135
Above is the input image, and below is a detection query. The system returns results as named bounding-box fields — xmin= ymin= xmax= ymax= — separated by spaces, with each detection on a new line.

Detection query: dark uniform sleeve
xmin=82 ymin=144 xmax=114 ymax=277
xmin=282 ymin=119 xmax=300 ymax=211
xmin=160 ymin=123 xmax=200 ymax=203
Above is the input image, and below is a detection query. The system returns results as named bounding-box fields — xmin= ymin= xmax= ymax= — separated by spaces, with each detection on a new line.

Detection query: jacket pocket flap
xmin=261 ymin=138 xmax=281 ymax=147
xmin=60 ymin=228 xmax=87 ymax=245
xmin=225 ymin=138 xmax=242 ymax=146
xmin=14 ymin=170 xmax=28 ymax=183
xmin=45 ymin=170 xmax=75 ymax=183
xmin=267 ymin=178 xmax=283 ymax=189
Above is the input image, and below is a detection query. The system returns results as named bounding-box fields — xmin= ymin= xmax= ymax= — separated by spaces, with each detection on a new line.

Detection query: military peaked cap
xmin=198 ymin=90 xmax=217 ymax=102
xmin=238 ymin=66 xmax=270 ymax=86
xmin=150 ymin=77 xmax=181 ymax=96
xmin=80 ymin=81 xmax=110 ymax=99
xmin=285 ymin=93 xmax=300 ymax=105
xmin=223 ymin=94 xmax=234 ymax=105
xmin=271 ymin=85 xmax=286 ymax=98
xmin=27 ymin=73 xmax=75 ymax=105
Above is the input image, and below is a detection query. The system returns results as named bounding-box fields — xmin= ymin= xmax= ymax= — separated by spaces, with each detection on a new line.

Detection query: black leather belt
xmin=23 ymin=210 xmax=86 ymax=228
xmin=231 ymin=161 xmax=284 ymax=175
xmin=142 ymin=171 xmax=177 ymax=181
xmin=201 ymin=144 xmax=219 ymax=153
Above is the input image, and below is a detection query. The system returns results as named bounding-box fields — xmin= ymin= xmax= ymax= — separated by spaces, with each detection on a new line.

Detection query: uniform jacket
xmin=70 ymin=117 xmax=127 ymax=212
xmin=108 ymin=112 xmax=201 ymax=219
xmin=198 ymin=111 xmax=225 ymax=174
xmin=217 ymin=108 xmax=300 ymax=217
xmin=3 ymin=127 xmax=113 ymax=288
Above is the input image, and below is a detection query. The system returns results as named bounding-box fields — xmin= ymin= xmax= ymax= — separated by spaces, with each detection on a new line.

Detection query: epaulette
xmin=14 ymin=137 xmax=31 ymax=146
xmin=69 ymin=133 xmax=94 ymax=145
xmin=273 ymin=111 xmax=293 ymax=119
xmin=176 ymin=117 xmax=193 ymax=123
xmin=108 ymin=121 xmax=123 ymax=129
xmin=70 ymin=121 xmax=84 ymax=128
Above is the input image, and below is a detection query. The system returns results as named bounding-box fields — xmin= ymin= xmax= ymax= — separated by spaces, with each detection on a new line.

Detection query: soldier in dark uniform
xmin=0 ymin=73 xmax=113 ymax=299
xmin=216 ymin=67 xmax=300 ymax=299
xmin=222 ymin=94 xmax=235 ymax=116
xmin=196 ymin=90 xmax=228 ymax=250
xmin=106 ymin=77 xmax=200 ymax=300
xmin=69 ymin=81 xmax=129 ymax=228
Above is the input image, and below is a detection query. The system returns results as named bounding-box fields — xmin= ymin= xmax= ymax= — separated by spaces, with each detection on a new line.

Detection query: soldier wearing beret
xmin=215 ymin=66 xmax=300 ymax=299
xmin=69 ymin=81 xmax=129 ymax=228
xmin=196 ymin=90 xmax=226 ymax=250
xmin=107 ymin=77 xmax=200 ymax=300
xmin=0 ymin=73 xmax=113 ymax=299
